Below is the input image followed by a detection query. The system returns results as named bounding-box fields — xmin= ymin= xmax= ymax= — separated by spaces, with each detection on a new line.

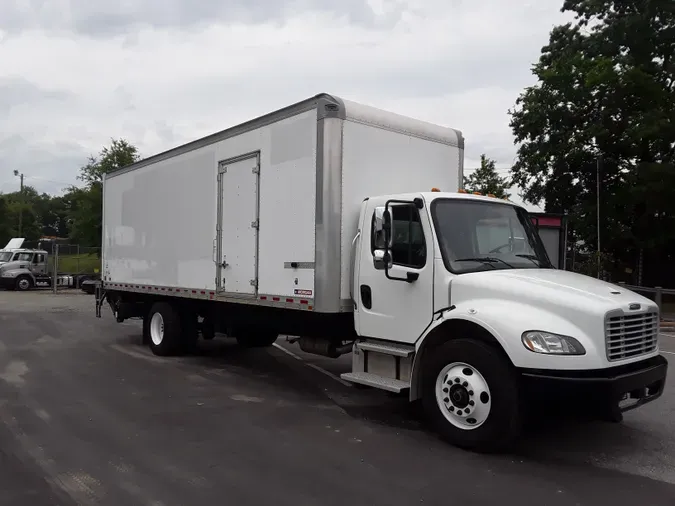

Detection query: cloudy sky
xmin=0 ymin=0 xmax=573 ymax=209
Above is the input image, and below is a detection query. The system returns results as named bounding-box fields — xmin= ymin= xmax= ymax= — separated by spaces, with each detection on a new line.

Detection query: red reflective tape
xmin=286 ymin=298 xmax=294 ymax=303
xmin=300 ymin=300 xmax=308 ymax=304
xmin=200 ymin=291 xmax=205 ymax=294
xmin=192 ymin=290 xmax=197 ymax=293
xmin=272 ymin=297 xmax=280 ymax=301
xmin=260 ymin=296 xmax=267 ymax=300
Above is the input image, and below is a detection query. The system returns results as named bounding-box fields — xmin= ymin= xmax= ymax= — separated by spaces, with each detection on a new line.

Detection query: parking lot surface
xmin=0 ymin=290 xmax=674 ymax=505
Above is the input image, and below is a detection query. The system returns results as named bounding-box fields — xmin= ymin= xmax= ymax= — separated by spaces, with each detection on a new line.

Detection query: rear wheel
xmin=422 ymin=338 xmax=521 ymax=453
xmin=147 ymin=302 xmax=183 ymax=356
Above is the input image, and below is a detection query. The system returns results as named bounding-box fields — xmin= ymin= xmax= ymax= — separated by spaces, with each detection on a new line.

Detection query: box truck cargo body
xmin=97 ymin=93 xmax=667 ymax=452
xmin=101 ymin=94 xmax=461 ymax=316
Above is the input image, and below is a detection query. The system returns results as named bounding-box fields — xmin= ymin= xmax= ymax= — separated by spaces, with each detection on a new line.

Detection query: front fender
xmin=1 ymin=269 xmax=35 ymax=281
xmin=409 ymin=299 xmax=610 ymax=402
xmin=419 ymin=299 xmax=608 ymax=370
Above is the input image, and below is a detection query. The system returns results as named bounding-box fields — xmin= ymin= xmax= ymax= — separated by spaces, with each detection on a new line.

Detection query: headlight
xmin=521 ymin=331 xmax=586 ymax=355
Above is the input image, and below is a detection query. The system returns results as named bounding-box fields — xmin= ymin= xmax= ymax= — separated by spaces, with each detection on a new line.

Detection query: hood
xmin=0 ymin=260 xmax=29 ymax=271
xmin=451 ymin=268 xmax=656 ymax=316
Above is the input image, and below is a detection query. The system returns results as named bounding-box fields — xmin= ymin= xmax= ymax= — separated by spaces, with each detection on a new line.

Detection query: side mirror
xmin=373 ymin=249 xmax=392 ymax=270
xmin=373 ymin=206 xmax=393 ymax=250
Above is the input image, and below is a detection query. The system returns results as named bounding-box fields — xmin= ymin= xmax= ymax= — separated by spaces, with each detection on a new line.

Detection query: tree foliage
xmin=66 ymin=138 xmax=140 ymax=248
xmin=463 ymin=154 xmax=511 ymax=198
xmin=0 ymin=139 xmax=140 ymax=250
xmin=509 ymin=0 xmax=674 ymax=283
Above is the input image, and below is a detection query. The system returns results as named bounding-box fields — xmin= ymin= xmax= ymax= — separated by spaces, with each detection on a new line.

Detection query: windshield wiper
xmin=455 ymin=257 xmax=515 ymax=269
xmin=515 ymin=254 xmax=550 ymax=267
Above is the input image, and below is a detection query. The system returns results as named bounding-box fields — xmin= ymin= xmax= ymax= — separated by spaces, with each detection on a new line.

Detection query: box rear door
xmin=216 ymin=152 xmax=260 ymax=297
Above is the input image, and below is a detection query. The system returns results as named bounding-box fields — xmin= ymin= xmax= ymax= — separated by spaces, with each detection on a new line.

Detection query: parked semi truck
xmin=95 ymin=93 xmax=667 ymax=451
xmin=0 ymin=239 xmax=85 ymax=290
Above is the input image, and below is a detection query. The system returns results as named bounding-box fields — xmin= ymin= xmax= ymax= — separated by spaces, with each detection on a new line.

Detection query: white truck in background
xmin=0 ymin=238 xmax=84 ymax=291
xmin=96 ymin=93 xmax=667 ymax=451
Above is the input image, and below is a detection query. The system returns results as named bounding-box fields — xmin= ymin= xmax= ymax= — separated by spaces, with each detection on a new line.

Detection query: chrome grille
xmin=605 ymin=311 xmax=659 ymax=362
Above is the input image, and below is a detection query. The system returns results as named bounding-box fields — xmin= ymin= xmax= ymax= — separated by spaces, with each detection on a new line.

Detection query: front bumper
xmin=0 ymin=277 xmax=15 ymax=289
xmin=519 ymin=355 xmax=668 ymax=414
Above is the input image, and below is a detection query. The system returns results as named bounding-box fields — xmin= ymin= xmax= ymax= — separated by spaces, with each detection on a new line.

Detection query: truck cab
xmin=348 ymin=190 xmax=667 ymax=450
xmin=0 ymin=249 xmax=49 ymax=291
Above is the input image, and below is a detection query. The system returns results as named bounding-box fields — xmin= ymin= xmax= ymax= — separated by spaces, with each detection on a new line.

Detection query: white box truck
xmin=96 ymin=93 xmax=667 ymax=451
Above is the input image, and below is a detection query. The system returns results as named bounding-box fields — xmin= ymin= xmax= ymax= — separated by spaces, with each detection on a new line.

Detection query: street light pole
xmin=13 ymin=170 xmax=24 ymax=237
xmin=596 ymin=155 xmax=602 ymax=279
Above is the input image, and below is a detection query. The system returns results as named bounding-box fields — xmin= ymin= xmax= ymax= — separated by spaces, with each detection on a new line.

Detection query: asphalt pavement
xmin=0 ymin=290 xmax=674 ymax=506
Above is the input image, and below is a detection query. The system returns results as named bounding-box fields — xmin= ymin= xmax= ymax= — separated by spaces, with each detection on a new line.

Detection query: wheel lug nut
xmin=454 ymin=378 xmax=460 ymax=383
xmin=469 ymin=400 xmax=475 ymax=406
xmin=469 ymin=390 xmax=474 ymax=396
xmin=443 ymin=387 xmax=448 ymax=393
xmin=462 ymin=381 xmax=468 ymax=387
xmin=443 ymin=397 xmax=449 ymax=403
xmin=449 ymin=406 xmax=454 ymax=411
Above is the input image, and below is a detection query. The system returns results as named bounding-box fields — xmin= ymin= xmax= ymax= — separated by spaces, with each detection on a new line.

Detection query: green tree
xmin=0 ymin=196 xmax=13 ymax=246
xmin=1 ymin=186 xmax=42 ymax=241
xmin=463 ymin=154 xmax=511 ymax=198
xmin=68 ymin=138 xmax=140 ymax=248
xmin=508 ymin=0 xmax=674 ymax=279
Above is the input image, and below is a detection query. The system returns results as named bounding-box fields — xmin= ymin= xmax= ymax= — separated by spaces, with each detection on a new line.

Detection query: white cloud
xmin=0 ymin=0 xmax=572 ymax=210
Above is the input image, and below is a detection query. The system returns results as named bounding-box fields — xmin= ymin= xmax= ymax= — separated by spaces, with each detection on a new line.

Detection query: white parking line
xmin=272 ymin=343 xmax=353 ymax=387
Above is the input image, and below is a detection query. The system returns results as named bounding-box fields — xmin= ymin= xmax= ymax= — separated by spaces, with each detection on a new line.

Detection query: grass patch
xmin=50 ymin=253 xmax=101 ymax=274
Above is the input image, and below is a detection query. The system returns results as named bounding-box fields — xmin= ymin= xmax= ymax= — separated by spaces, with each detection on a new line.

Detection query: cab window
xmin=371 ymin=204 xmax=427 ymax=269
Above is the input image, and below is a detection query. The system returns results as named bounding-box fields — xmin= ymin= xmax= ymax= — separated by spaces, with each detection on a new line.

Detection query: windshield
xmin=0 ymin=252 xmax=11 ymax=262
xmin=431 ymin=198 xmax=552 ymax=274
xmin=14 ymin=252 xmax=34 ymax=262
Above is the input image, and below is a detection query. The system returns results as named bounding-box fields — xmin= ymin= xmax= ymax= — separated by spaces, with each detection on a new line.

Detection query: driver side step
xmin=340 ymin=372 xmax=410 ymax=393
xmin=340 ymin=339 xmax=415 ymax=393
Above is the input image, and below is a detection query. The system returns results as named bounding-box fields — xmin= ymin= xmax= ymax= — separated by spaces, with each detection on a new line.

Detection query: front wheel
xmin=422 ymin=339 xmax=521 ymax=453
xmin=15 ymin=275 xmax=33 ymax=291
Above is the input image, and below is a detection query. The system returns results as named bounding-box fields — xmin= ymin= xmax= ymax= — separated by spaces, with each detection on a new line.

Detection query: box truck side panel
xmin=250 ymin=109 xmax=317 ymax=299
xmin=104 ymin=148 xmax=218 ymax=289
xmin=339 ymin=100 xmax=463 ymax=302
xmin=103 ymin=107 xmax=318 ymax=295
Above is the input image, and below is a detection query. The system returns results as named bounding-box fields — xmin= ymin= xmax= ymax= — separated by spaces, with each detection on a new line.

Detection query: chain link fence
xmin=49 ymin=244 xmax=101 ymax=291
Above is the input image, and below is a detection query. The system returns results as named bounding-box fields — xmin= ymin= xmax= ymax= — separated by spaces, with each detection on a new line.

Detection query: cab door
xmin=354 ymin=198 xmax=435 ymax=344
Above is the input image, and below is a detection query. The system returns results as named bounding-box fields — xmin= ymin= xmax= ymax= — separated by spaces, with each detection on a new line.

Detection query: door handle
xmin=360 ymin=285 xmax=372 ymax=310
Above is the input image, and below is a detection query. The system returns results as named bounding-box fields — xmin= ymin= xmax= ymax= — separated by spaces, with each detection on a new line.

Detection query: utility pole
xmin=596 ymin=155 xmax=602 ymax=279
xmin=13 ymin=170 xmax=24 ymax=236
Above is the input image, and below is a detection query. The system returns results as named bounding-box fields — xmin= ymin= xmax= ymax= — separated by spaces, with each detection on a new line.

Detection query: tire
xmin=147 ymin=302 xmax=183 ymax=356
xmin=200 ymin=317 xmax=216 ymax=340
xmin=142 ymin=315 xmax=151 ymax=345
xmin=15 ymin=275 xmax=33 ymax=292
xmin=235 ymin=330 xmax=278 ymax=348
xmin=421 ymin=338 xmax=521 ymax=453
